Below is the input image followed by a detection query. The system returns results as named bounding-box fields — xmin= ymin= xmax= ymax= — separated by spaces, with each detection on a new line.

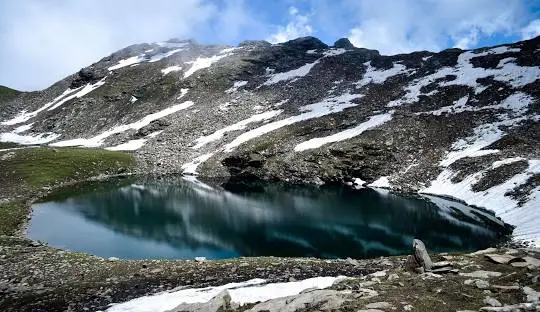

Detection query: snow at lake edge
xmin=104 ymin=276 xmax=346 ymax=312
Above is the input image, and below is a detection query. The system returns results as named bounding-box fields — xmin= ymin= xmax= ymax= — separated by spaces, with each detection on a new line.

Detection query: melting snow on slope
xmin=1 ymin=78 xmax=107 ymax=126
xmin=191 ymin=110 xmax=282 ymax=149
xmin=148 ymin=48 xmax=183 ymax=63
xmin=108 ymin=56 xmax=145 ymax=71
xmin=108 ymin=47 xmax=184 ymax=71
xmin=106 ymin=131 xmax=163 ymax=151
xmin=263 ymin=60 xmax=320 ymax=85
xmin=356 ymin=62 xmax=413 ymax=87
xmin=105 ymin=276 xmax=345 ymax=312
xmin=419 ymin=92 xmax=534 ymax=117
xmin=161 ymin=65 xmax=182 ymax=75
xmin=13 ymin=123 xmax=33 ymax=133
xmin=421 ymin=159 xmax=540 ymax=245
xmin=368 ymin=176 xmax=391 ymax=188
xmin=183 ymin=51 xmax=233 ymax=78
xmin=181 ymin=153 xmax=215 ymax=175
xmin=47 ymin=77 xmax=107 ymax=111
xmin=51 ymin=101 xmax=194 ymax=148
xmin=295 ymin=113 xmax=393 ymax=151
xmin=223 ymin=92 xmax=362 ymax=152
xmin=0 ymin=132 xmax=60 ymax=145
xmin=387 ymin=47 xmax=540 ymax=107
xmin=439 ymin=117 xmax=529 ymax=167
xmin=225 ymin=81 xmax=248 ymax=93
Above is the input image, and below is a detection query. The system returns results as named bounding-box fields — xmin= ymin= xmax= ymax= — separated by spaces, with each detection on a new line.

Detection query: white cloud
xmin=346 ymin=0 xmax=526 ymax=54
xmin=267 ymin=6 xmax=313 ymax=44
xmin=0 ymin=0 xmax=258 ymax=91
xmin=521 ymin=19 xmax=540 ymax=40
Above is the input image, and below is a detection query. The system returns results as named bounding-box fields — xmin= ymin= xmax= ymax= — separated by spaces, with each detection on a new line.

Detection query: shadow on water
xmin=28 ymin=176 xmax=512 ymax=260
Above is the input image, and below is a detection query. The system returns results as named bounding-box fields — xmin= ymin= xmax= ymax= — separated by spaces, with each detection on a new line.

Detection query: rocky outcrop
xmin=333 ymin=38 xmax=355 ymax=49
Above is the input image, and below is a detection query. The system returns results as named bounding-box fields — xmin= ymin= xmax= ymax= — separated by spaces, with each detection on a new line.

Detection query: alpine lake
xmin=28 ymin=176 xmax=512 ymax=260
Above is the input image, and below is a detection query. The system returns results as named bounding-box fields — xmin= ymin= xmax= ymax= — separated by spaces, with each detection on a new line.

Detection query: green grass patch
xmin=0 ymin=147 xmax=135 ymax=234
xmin=0 ymin=147 xmax=135 ymax=188
xmin=0 ymin=201 xmax=28 ymax=235
xmin=0 ymin=85 xmax=21 ymax=104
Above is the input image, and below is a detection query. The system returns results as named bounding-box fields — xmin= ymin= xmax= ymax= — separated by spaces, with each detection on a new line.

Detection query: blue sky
xmin=1 ymin=0 xmax=540 ymax=91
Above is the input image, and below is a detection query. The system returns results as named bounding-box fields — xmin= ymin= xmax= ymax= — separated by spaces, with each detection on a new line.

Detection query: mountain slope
xmin=0 ymin=36 xmax=539 ymax=244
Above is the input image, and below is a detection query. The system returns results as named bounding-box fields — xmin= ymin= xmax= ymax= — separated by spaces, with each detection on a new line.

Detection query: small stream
xmin=28 ymin=176 xmax=511 ymax=260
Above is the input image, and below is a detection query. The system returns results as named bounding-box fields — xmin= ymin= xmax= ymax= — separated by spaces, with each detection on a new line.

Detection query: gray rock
xmin=166 ymin=290 xmax=236 ymax=312
xmin=523 ymin=286 xmax=540 ymax=302
xmin=459 ymin=271 xmax=503 ymax=279
xmin=365 ymin=301 xmax=394 ymax=309
xmin=413 ymin=239 xmax=433 ymax=271
xmin=483 ymin=296 xmax=502 ymax=307
xmin=484 ymin=254 xmax=518 ymax=264
xmin=245 ymin=289 xmax=351 ymax=312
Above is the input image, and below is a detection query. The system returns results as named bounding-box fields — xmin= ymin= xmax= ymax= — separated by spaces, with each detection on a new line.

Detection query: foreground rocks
xmin=116 ymin=242 xmax=540 ymax=312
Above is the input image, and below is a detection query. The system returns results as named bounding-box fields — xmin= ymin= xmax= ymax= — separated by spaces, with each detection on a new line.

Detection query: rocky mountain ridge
xmin=0 ymin=36 xmax=539 ymax=245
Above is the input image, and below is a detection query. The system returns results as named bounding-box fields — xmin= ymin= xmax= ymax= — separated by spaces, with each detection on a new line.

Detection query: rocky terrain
xmin=1 ymin=35 xmax=538 ymax=245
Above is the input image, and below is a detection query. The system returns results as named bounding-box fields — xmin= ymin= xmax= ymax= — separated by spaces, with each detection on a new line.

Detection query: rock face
xmin=333 ymin=38 xmax=355 ymax=49
xmin=1 ymin=36 xmax=540 ymax=243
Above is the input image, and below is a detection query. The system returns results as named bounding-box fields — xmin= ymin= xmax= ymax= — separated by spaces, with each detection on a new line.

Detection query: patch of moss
xmin=0 ymin=201 xmax=28 ymax=235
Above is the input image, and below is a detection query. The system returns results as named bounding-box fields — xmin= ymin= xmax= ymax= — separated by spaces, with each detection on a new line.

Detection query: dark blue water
xmin=28 ymin=177 xmax=510 ymax=260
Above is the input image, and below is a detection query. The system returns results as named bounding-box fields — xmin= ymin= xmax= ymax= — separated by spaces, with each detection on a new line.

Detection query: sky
xmin=1 ymin=0 xmax=540 ymax=91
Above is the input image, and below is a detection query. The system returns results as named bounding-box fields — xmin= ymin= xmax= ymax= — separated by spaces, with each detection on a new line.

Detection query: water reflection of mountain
xmin=37 ymin=178 xmax=511 ymax=259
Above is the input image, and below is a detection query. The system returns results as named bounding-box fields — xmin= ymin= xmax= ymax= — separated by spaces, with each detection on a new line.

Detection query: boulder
xmin=484 ymin=253 xmax=518 ymax=264
xmin=413 ymin=239 xmax=433 ymax=271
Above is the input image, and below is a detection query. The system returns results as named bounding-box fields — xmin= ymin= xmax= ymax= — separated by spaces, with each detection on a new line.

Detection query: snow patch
xmin=492 ymin=157 xmax=526 ymax=169
xmin=191 ymin=110 xmax=282 ymax=149
xmin=368 ymin=176 xmax=391 ymax=188
xmin=106 ymin=131 xmax=163 ymax=151
xmin=1 ymin=78 xmax=106 ymax=126
xmin=13 ymin=123 xmax=33 ymax=133
xmin=161 ymin=65 xmax=182 ymax=75
xmin=225 ymin=81 xmax=248 ymax=93
xmin=421 ymin=159 xmax=540 ymax=245
xmin=51 ymin=101 xmax=193 ymax=148
xmin=181 ymin=153 xmax=214 ymax=175
xmin=356 ymin=62 xmax=413 ymax=87
xmin=47 ymin=77 xmax=107 ymax=111
xmin=223 ymin=92 xmax=362 ymax=152
xmin=105 ymin=276 xmax=345 ymax=312
xmin=323 ymin=48 xmax=347 ymax=57
xmin=263 ymin=60 xmax=320 ymax=85
xmin=387 ymin=51 xmax=540 ymax=108
xmin=177 ymin=88 xmax=189 ymax=99
xmin=294 ymin=113 xmax=392 ymax=151
xmin=108 ymin=56 xmax=144 ymax=71
xmin=184 ymin=53 xmax=232 ymax=78
xmin=438 ymin=117 xmax=527 ymax=167
xmin=0 ymin=132 xmax=60 ymax=145
xmin=148 ymin=48 xmax=183 ymax=63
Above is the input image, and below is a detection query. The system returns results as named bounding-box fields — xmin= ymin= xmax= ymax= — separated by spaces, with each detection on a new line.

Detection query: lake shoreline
xmin=0 ymin=147 xmax=536 ymax=311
